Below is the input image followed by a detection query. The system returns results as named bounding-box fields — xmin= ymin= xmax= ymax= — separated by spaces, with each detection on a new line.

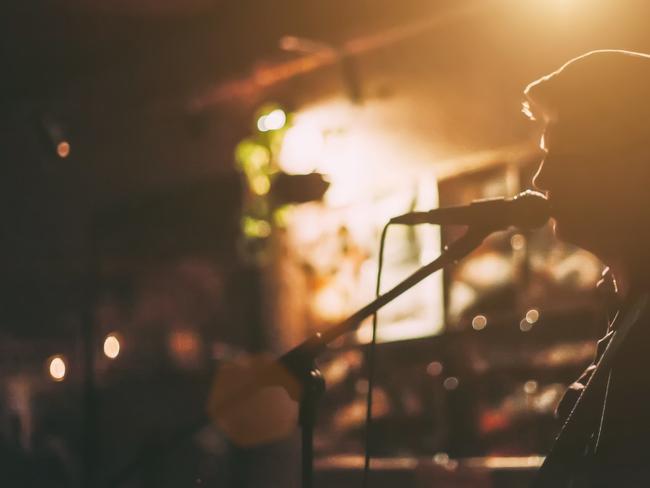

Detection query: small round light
xmin=472 ymin=315 xmax=487 ymax=330
xmin=256 ymin=115 xmax=268 ymax=132
xmin=525 ymin=309 xmax=540 ymax=324
xmin=519 ymin=319 xmax=533 ymax=332
xmin=103 ymin=334 xmax=121 ymax=359
xmin=263 ymin=109 xmax=287 ymax=131
xmin=48 ymin=356 xmax=66 ymax=381
xmin=426 ymin=361 xmax=443 ymax=377
xmin=524 ymin=380 xmax=539 ymax=395
xmin=57 ymin=141 xmax=71 ymax=158
xmin=443 ymin=377 xmax=459 ymax=390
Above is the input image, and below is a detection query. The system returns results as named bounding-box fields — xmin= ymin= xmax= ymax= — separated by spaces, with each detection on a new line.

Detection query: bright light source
xmin=256 ymin=115 xmax=268 ymax=132
xmin=257 ymin=109 xmax=287 ymax=132
xmin=103 ymin=334 xmax=121 ymax=359
xmin=278 ymin=97 xmax=444 ymax=343
xmin=57 ymin=141 xmax=71 ymax=158
xmin=277 ymin=124 xmax=323 ymax=174
xmin=264 ymin=109 xmax=286 ymax=130
xmin=48 ymin=356 xmax=66 ymax=381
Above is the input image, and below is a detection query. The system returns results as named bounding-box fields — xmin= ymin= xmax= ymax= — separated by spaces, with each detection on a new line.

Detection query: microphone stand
xmin=279 ymin=225 xmax=492 ymax=488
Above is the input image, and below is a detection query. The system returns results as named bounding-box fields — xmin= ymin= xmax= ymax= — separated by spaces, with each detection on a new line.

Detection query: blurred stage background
xmin=0 ymin=0 xmax=646 ymax=486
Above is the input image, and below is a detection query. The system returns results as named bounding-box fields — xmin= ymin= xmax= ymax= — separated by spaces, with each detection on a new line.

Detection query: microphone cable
xmin=362 ymin=221 xmax=390 ymax=488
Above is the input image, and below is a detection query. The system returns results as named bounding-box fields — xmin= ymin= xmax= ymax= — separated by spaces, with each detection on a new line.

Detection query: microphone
xmin=389 ymin=190 xmax=550 ymax=230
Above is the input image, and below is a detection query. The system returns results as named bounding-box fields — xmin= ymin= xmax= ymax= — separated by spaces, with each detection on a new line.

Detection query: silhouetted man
xmin=524 ymin=50 xmax=650 ymax=487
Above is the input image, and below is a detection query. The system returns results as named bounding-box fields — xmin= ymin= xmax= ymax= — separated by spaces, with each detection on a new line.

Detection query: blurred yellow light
xmin=242 ymin=217 xmax=272 ymax=238
xmin=251 ymin=175 xmax=271 ymax=195
xmin=248 ymin=145 xmax=270 ymax=169
xmin=57 ymin=141 xmax=70 ymax=158
xmin=48 ymin=356 xmax=66 ymax=381
xmin=520 ymin=319 xmax=533 ymax=332
xmin=103 ymin=334 xmax=121 ymax=359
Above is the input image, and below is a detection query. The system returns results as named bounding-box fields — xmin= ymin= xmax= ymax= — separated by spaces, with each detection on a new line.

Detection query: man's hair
xmin=523 ymin=50 xmax=650 ymax=150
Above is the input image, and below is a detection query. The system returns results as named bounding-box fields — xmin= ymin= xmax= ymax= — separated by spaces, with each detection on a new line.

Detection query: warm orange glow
xmin=460 ymin=253 xmax=512 ymax=287
xmin=57 ymin=141 xmax=71 ymax=158
xmin=312 ymin=285 xmax=347 ymax=322
xmin=277 ymin=123 xmax=323 ymax=174
xmin=426 ymin=361 xmax=443 ymax=376
xmin=170 ymin=330 xmax=198 ymax=354
xmin=103 ymin=334 xmax=121 ymax=359
xmin=168 ymin=330 xmax=200 ymax=368
xmin=277 ymin=98 xmax=444 ymax=343
xmin=48 ymin=356 xmax=66 ymax=381
xmin=207 ymin=354 xmax=299 ymax=447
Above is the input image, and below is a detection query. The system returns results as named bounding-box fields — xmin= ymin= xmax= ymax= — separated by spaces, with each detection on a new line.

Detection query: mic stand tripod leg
xmin=299 ymin=365 xmax=326 ymax=488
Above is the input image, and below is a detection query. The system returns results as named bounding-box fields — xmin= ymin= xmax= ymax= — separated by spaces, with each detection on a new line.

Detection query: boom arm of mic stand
xmin=279 ymin=225 xmax=491 ymax=382
xmin=281 ymin=225 xmax=490 ymax=488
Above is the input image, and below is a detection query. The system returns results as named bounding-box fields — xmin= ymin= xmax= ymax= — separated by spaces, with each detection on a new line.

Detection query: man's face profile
xmin=525 ymin=51 xmax=650 ymax=263
xmin=532 ymin=118 xmax=649 ymax=260
xmin=532 ymin=122 xmax=601 ymax=248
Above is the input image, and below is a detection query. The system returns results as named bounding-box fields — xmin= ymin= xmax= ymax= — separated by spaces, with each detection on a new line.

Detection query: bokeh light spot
xmin=472 ymin=315 xmax=487 ymax=330
xmin=57 ymin=141 xmax=71 ymax=158
xmin=48 ymin=356 xmax=66 ymax=381
xmin=103 ymin=334 xmax=121 ymax=359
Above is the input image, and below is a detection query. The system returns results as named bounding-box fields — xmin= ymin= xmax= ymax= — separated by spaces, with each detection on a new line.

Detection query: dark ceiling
xmin=3 ymin=0 xmax=650 ymax=335
xmin=1 ymin=0 xmax=457 ymax=105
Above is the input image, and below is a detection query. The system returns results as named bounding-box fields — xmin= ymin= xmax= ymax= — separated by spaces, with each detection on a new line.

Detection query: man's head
xmin=524 ymin=50 xmax=650 ymax=260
